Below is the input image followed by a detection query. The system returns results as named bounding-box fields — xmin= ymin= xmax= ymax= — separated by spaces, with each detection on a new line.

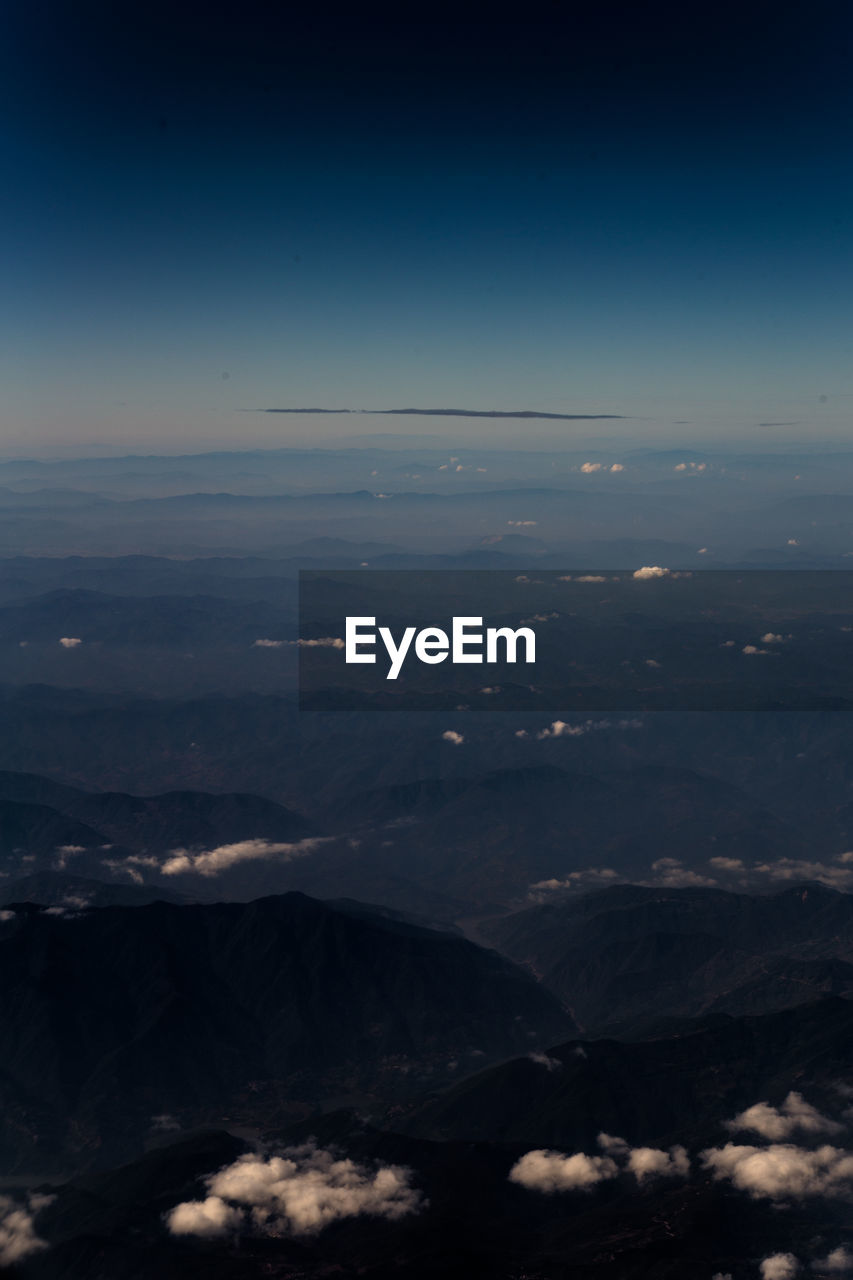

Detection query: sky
xmin=1 ymin=0 xmax=852 ymax=453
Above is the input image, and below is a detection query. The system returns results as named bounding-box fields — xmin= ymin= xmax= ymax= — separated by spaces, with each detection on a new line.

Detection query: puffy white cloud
xmin=574 ymin=574 xmax=607 ymax=583
xmin=580 ymin=462 xmax=603 ymax=473
xmin=55 ymin=844 xmax=87 ymax=869
xmin=751 ymin=856 xmax=853 ymax=891
xmin=709 ymin=856 xmax=746 ymax=872
xmin=295 ymin=637 xmax=345 ymax=649
xmin=648 ymin=857 xmax=717 ymax=888
xmin=58 ymin=637 xmax=82 ymax=648
xmin=161 ymin=837 xmax=331 ymax=878
xmin=533 ymin=717 xmax=642 ymax=741
xmin=537 ymin=720 xmax=586 ymax=739
xmin=253 ymin=638 xmax=284 ymax=648
xmin=701 ymin=1142 xmax=853 ymax=1201
xmin=166 ymin=1145 xmax=421 ymax=1240
xmin=528 ymin=1051 xmax=562 ymax=1071
xmin=743 ymin=644 xmax=772 ymax=656
xmin=167 ymin=1195 xmax=242 ymax=1238
xmin=761 ymin=1255 xmax=800 ymax=1279
xmin=528 ymin=868 xmax=620 ymax=899
xmin=0 ymin=1194 xmax=51 ymax=1267
xmin=725 ymin=1093 xmax=844 ymax=1142
xmin=813 ymin=1247 xmax=853 ymax=1273
xmin=634 ymin=565 xmax=670 ymax=579
xmin=510 ymin=1136 xmax=689 ymax=1194
xmin=509 ymin=1149 xmax=618 ymax=1192
xmin=610 ymin=463 xmax=625 ymax=472
xmin=596 ymin=1134 xmax=689 ymax=1181
xmin=441 ymin=730 xmax=464 ymax=745
xmin=625 ymin=1144 xmax=690 ymax=1181
xmin=761 ymin=633 xmax=792 ymax=644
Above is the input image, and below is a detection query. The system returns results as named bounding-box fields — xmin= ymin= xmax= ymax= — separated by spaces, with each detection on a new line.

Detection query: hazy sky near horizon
xmin=1 ymin=0 xmax=851 ymax=454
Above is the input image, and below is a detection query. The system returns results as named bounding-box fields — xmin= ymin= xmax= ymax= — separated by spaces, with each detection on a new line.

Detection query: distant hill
xmin=483 ymin=882 xmax=853 ymax=1034
xmin=0 ymin=892 xmax=573 ymax=1174
xmin=401 ymin=997 xmax=853 ymax=1151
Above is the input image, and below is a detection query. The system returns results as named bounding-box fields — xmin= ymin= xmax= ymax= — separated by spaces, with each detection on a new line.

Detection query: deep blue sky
xmin=1 ymin=0 xmax=851 ymax=451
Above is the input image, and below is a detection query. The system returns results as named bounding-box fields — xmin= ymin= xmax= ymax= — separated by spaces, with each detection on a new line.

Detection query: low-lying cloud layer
xmin=702 ymin=1143 xmax=853 ymax=1201
xmin=161 ymin=837 xmax=332 ymax=877
xmin=726 ymin=1093 xmax=844 ymax=1142
xmin=0 ymin=1194 xmax=52 ymax=1267
xmin=509 ymin=1133 xmax=689 ymax=1193
xmin=166 ymin=1144 xmax=422 ymax=1239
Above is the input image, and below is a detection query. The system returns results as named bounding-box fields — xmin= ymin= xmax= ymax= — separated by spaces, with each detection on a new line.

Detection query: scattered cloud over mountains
xmin=166 ymin=1144 xmax=422 ymax=1240
xmin=161 ymin=836 xmax=331 ymax=877
xmin=0 ymin=1194 xmax=51 ymax=1267
xmin=509 ymin=1133 xmax=689 ymax=1193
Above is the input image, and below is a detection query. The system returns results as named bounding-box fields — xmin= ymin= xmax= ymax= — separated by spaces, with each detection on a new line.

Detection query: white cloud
xmin=509 ymin=1149 xmax=618 ymax=1192
xmin=580 ymin=462 xmax=603 ymax=473
xmin=788 ymin=538 xmax=800 ymax=546
xmin=701 ymin=1143 xmax=853 ymax=1200
xmin=610 ymin=463 xmax=625 ymax=472
xmin=295 ymin=637 xmax=345 ymax=649
xmin=166 ymin=1145 xmax=422 ymax=1240
xmin=751 ymin=856 xmax=853 ymax=891
xmin=537 ymin=720 xmax=586 ymax=739
xmin=0 ymin=910 xmax=14 ymax=923
xmin=761 ymin=633 xmax=792 ymax=644
xmin=167 ymin=1195 xmax=242 ymax=1238
xmin=441 ymin=730 xmax=464 ymax=745
xmin=743 ymin=644 xmax=773 ymax=655
xmin=161 ymin=837 xmax=331 ymax=878
xmin=633 ymin=565 xmax=670 ymax=579
xmin=58 ymin=637 xmax=82 ymax=648
xmin=507 ymin=520 xmax=538 ymax=527
xmin=709 ymin=856 xmax=746 ymax=871
xmin=725 ymin=1093 xmax=844 ymax=1142
xmin=813 ymin=1247 xmax=853 ymax=1273
xmin=648 ymin=857 xmax=717 ymax=888
xmin=761 ymin=1255 xmax=800 ymax=1279
xmin=596 ymin=1133 xmax=689 ymax=1181
xmin=0 ymin=1194 xmax=51 ymax=1267
xmin=253 ymin=638 xmax=284 ymax=648
xmin=575 ymin=574 xmax=607 ymax=583
xmin=533 ymin=717 xmax=642 ymax=740
xmin=528 ymin=1051 xmax=562 ymax=1071
xmin=625 ymin=1144 xmax=690 ymax=1181
xmin=529 ymin=868 xmax=620 ymax=899
xmin=698 ymin=547 xmax=709 ymax=555
xmin=510 ymin=1135 xmax=689 ymax=1194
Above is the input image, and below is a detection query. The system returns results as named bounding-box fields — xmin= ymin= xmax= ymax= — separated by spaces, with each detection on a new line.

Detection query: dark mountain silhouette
xmin=402 ymin=997 xmax=853 ymax=1151
xmin=484 ymin=883 xmax=853 ymax=1033
xmin=0 ymin=871 xmax=190 ymax=908
xmin=0 ymin=893 xmax=573 ymax=1174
